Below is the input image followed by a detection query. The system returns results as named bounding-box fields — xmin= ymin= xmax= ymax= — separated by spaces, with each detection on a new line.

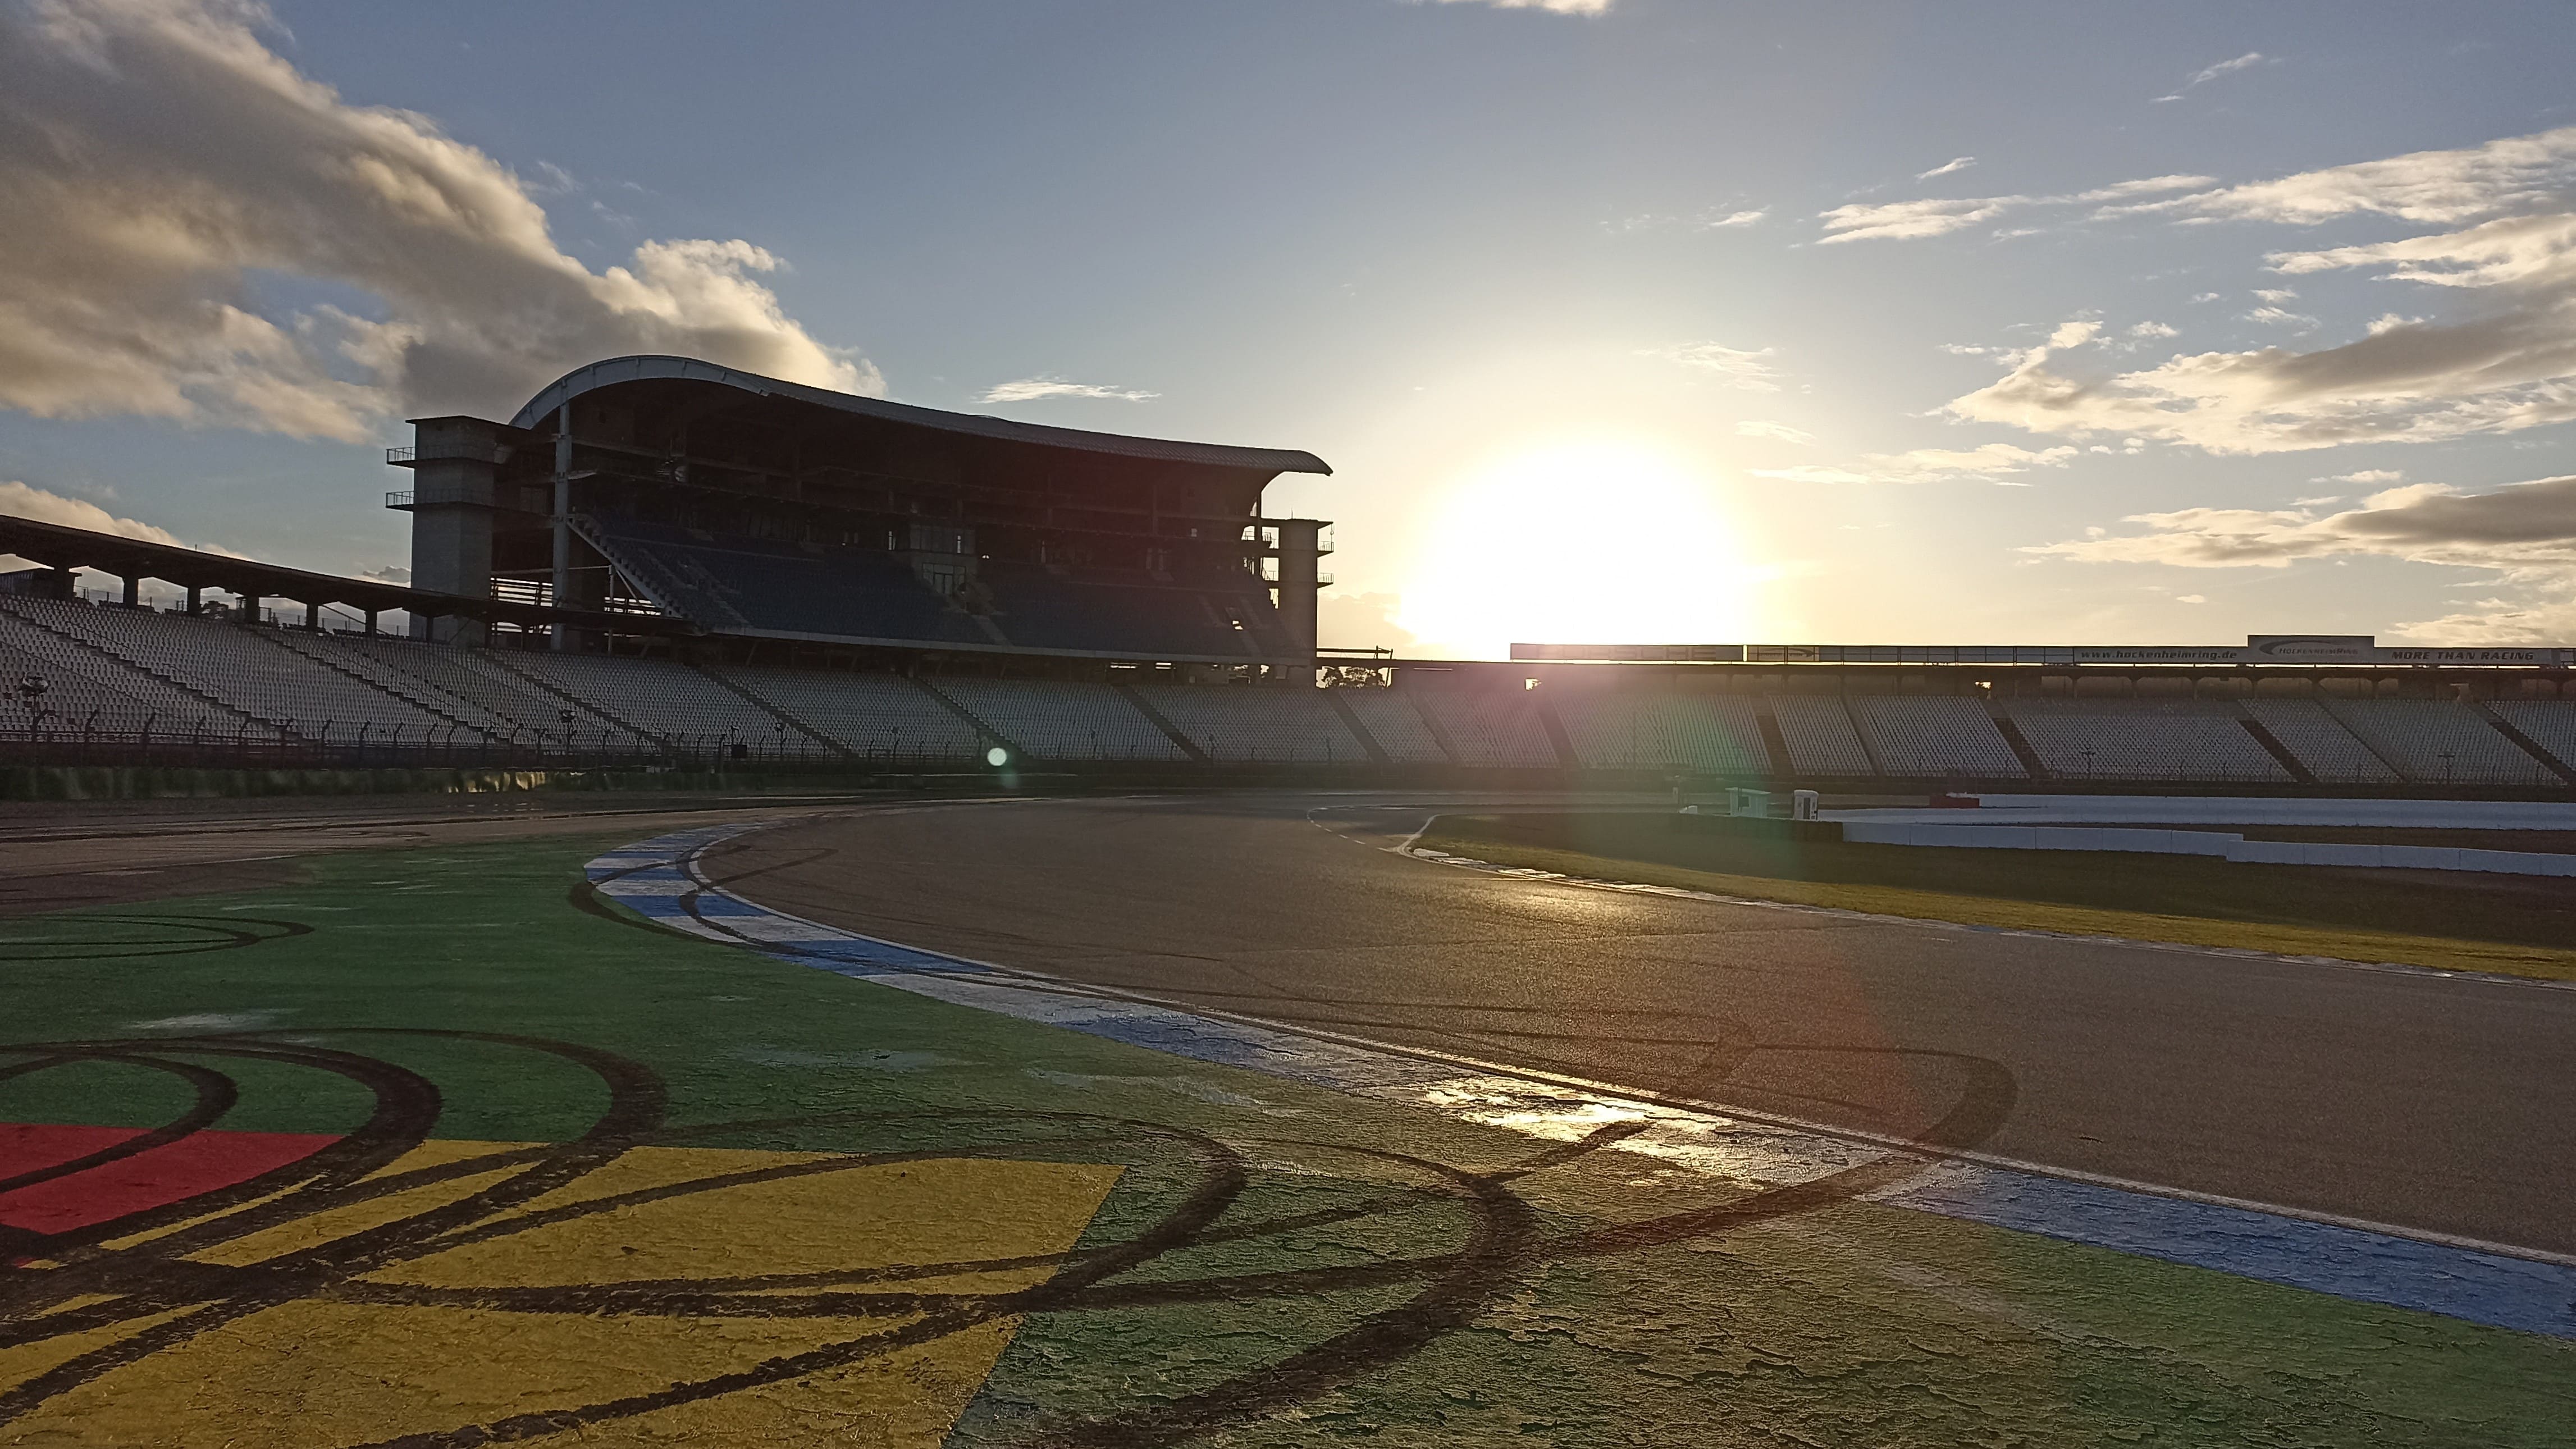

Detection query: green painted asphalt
xmin=2 ymin=833 xmax=2570 ymax=1446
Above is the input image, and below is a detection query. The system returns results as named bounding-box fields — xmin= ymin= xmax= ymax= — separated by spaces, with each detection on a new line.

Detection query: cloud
xmin=2029 ymin=473 xmax=2576 ymax=571
xmin=2125 ymin=125 xmax=2576 ymax=225
xmin=1423 ymin=0 xmax=1613 ymax=12
xmin=2241 ymin=305 xmax=2320 ymax=330
xmin=1645 ymin=342 xmax=1781 ymax=391
xmin=1916 ymin=157 xmax=1976 ymax=181
xmin=1702 ymin=208 xmax=1767 ymax=228
xmin=2129 ymin=321 xmax=2180 ymax=339
xmin=1817 ymin=175 xmax=2213 ymax=244
xmin=0 ymin=479 xmax=186 ymax=546
xmin=2153 ymin=51 xmax=2273 ymax=103
xmin=1752 ymin=442 xmax=2076 ymax=485
xmin=1819 ymin=195 xmax=2025 ymax=244
xmin=0 ymin=0 xmax=874 ymax=443
xmin=2175 ymin=594 xmax=2208 ymax=604
xmin=1734 ymin=420 xmax=1816 ymax=445
xmin=978 ymin=377 xmax=1159 ymax=404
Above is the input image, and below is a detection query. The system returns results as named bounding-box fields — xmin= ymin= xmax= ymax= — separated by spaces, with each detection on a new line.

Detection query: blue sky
xmin=3 ymin=0 xmax=2574 ymax=654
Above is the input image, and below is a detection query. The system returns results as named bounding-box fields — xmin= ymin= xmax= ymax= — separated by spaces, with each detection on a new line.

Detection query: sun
xmin=1397 ymin=439 xmax=1759 ymax=659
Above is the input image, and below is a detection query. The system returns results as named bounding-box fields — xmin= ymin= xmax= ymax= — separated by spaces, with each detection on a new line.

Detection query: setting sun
xmin=1397 ymin=439 xmax=1759 ymax=658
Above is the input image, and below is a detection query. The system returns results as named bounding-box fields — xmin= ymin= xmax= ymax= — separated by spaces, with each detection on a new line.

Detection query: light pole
xmin=559 ymin=707 xmax=576 ymax=758
xmin=19 ymin=674 xmax=49 ymax=741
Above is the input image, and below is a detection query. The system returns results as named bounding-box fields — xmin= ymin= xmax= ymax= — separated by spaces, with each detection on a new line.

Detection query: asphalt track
xmin=712 ymin=792 xmax=2576 ymax=1259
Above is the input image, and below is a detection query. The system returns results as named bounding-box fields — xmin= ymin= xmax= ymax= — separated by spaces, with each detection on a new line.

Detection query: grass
xmin=1416 ymin=812 xmax=2576 ymax=981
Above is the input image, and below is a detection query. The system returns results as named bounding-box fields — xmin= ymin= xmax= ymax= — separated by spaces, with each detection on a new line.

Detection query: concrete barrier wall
xmin=1839 ymin=820 xmax=2576 ymax=877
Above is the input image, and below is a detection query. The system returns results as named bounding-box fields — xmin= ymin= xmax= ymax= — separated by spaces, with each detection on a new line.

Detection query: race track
xmin=711 ymin=793 xmax=2576 ymax=1258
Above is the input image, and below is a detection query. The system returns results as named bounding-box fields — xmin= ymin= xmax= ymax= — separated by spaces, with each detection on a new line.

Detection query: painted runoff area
xmin=601 ymin=822 xmax=2576 ymax=1340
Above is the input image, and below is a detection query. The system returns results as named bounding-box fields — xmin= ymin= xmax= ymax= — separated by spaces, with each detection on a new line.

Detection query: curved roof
xmin=511 ymin=355 xmax=1331 ymax=476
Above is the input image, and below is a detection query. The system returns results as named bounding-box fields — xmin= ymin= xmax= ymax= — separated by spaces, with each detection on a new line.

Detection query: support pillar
xmin=403 ymin=415 xmax=507 ymax=645
xmin=185 ymin=584 xmax=201 ymax=615
xmin=121 ymin=574 xmax=140 ymax=608
xmin=364 ymin=609 xmax=379 ymax=637
xmin=307 ymin=601 xmax=326 ymax=632
xmin=552 ymin=403 xmax=574 ymax=651
xmin=1273 ymin=518 xmax=1326 ymax=685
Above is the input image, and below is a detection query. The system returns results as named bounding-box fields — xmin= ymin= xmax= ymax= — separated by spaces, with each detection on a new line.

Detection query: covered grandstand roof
xmin=507 ymin=355 xmax=1333 ymax=477
xmin=0 ymin=513 xmax=696 ymax=637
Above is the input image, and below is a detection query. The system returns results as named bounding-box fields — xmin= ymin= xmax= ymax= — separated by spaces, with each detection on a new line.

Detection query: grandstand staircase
xmin=1981 ymin=698 xmax=2052 ymax=780
xmin=1319 ymin=690 xmax=1393 ymax=765
xmin=570 ymin=514 xmax=746 ymax=629
xmin=2467 ymin=699 xmax=2576 ymax=786
xmin=689 ymin=665 xmax=849 ymax=759
xmin=260 ymin=630 xmax=504 ymax=742
xmin=912 ymin=679 xmax=1027 ymax=761
xmin=1 ymin=607 xmax=267 ymax=737
xmin=1532 ymin=698 xmax=1580 ymax=770
xmin=1406 ymin=695 xmax=1466 ymax=766
xmin=2314 ymin=700 xmax=2419 ymax=782
xmin=1751 ymin=706 xmax=1794 ymax=782
xmin=2232 ymin=710 xmax=2318 ymax=785
xmin=1113 ymin=685 xmax=1209 ymax=763
xmin=476 ymin=652 xmax=673 ymax=748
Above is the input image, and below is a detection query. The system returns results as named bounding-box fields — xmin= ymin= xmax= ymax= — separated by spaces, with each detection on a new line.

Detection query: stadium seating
xmin=2240 ymin=701 xmax=2399 ymax=783
xmin=3 ymin=598 xmax=459 ymax=741
xmin=582 ymin=516 xmax=978 ymax=644
xmin=928 ymin=678 xmax=1185 ymax=760
xmin=980 ymin=562 xmax=1270 ymax=660
xmin=1135 ymin=684 xmax=1367 ymax=764
xmin=1845 ymin=695 xmax=2026 ymax=778
xmin=1332 ymin=689 xmax=1451 ymax=764
xmin=2004 ymin=701 xmax=2289 ymax=783
xmin=0 ymin=606 xmax=247 ymax=736
xmin=12 ymin=592 xmax=2575 ymax=787
xmin=2491 ymin=701 xmax=2576 ymax=774
xmin=715 ymin=668 xmax=983 ymax=760
xmin=332 ymin=637 xmax=654 ymax=749
xmin=1552 ymin=691 xmax=1772 ymax=772
xmin=582 ymin=516 xmax=1271 ymax=660
xmin=1765 ymin=694 xmax=1875 ymax=776
xmin=270 ymin=632 xmax=529 ymax=738
xmin=495 ymin=651 xmax=830 ymax=755
xmin=2322 ymin=699 xmax=2554 ymax=785
xmin=1411 ymin=689 xmax=1558 ymax=767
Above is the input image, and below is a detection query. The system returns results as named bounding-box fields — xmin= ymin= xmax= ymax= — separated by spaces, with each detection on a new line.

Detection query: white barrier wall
xmin=1837 ymin=821 xmax=2576 ymax=877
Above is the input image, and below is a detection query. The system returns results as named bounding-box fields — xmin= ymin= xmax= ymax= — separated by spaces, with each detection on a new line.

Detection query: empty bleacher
xmin=2241 ymin=701 xmax=2398 ymax=783
xmin=1135 ymin=684 xmax=1367 ymax=763
xmin=928 ymin=679 xmax=1185 ymax=760
xmin=717 ymin=668 xmax=982 ymax=760
xmin=1412 ymin=689 xmax=1558 ymax=767
xmin=1846 ymin=695 xmax=2026 ymax=778
xmin=1333 ymin=690 xmax=1450 ymax=764
xmin=2492 ymin=701 xmax=2576 ymax=774
xmin=0 ymin=606 xmax=247 ymax=736
xmin=5 ymin=597 xmax=459 ymax=741
xmin=2322 ymin=699 xmax=2554 ymax=785
xmin=495 ymin=652 xmax=830 ymax=754
xmin=330 ymin=636 xmax=654 ymax=750
xmin=1766 ymin=694 xmax=1874 ymax=776
xmin=2004 ymin=701 xmax=2289 ymax=783
xmin=582 ymin=516 xmax=1271 ymax=661
xmin=1552 ymin=692 xmax=1772 ymax=772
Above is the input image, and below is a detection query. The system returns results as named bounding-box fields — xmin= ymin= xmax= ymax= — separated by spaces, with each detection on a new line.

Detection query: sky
xmin=3 ymin=0 xmax=2575 ymax=657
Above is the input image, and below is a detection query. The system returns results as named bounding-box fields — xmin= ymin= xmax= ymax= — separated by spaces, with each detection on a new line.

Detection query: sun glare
xmin=1397 ymin=440 xmax=1757 ymax=659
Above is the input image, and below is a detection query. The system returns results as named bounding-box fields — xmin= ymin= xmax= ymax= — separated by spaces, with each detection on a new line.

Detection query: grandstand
xmin=391 ymin=355 xmax=1334 ymax=671
xmin=2 ymin=351 xmax=2572 ymax=796
xmin=6 ymin=586 xmax=2576 ymax=792
xmin=2003 ymin=701 xmax=2289 ymax=784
